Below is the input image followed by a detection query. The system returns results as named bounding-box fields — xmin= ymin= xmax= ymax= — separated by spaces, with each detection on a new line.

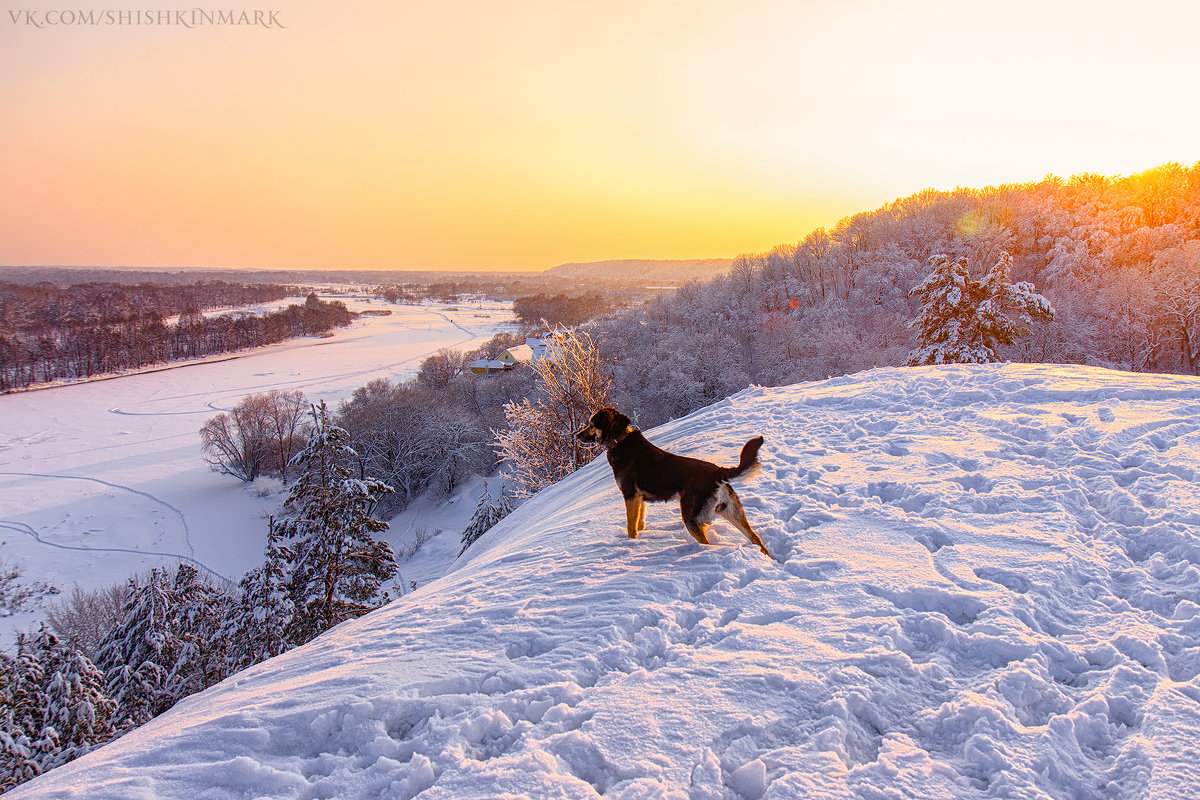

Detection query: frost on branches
xmin=495 ymin=328 xmax=612 ymax=498
xmin=906 ymin=251 xmax=1055 ymax=366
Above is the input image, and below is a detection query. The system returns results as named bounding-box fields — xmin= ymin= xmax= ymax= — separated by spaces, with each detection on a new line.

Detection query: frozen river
xmin=0 ymin=297 xmax=515 ymax=640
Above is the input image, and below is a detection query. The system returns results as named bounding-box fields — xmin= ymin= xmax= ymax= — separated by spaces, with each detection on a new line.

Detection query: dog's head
xmin=575 ymin=407 xmax=632 ymax=447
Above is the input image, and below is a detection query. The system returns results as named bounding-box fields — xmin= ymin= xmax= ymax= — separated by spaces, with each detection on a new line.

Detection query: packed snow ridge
xmin=15 ymin=364 xmax=1200 ymax=799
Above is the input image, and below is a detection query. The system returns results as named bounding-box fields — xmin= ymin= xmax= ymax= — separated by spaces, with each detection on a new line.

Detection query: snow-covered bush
xmin=0 ymin=551 xmax=58 ymax=619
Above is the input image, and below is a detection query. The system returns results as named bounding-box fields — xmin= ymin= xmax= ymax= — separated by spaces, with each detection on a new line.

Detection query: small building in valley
xmin=470 ymin=332 xmax=563 ymax=375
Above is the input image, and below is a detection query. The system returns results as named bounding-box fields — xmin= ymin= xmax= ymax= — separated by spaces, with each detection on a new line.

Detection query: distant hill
xmin=542 ymin=258 xmax=733 ymax=284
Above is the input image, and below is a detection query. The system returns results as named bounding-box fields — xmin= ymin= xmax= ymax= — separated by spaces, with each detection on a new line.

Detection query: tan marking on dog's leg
xmin=682 ymin=512 xmax=711 ymax=545
xmin=717 ymin=486 xmax=771 ymax=557
xmin=636 ymin=498 xmax=646 ymax=532
xmin=625 ymin=496 xmax=642 ymax=538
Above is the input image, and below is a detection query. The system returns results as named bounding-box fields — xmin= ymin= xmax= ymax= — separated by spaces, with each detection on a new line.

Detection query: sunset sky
xmin=2 ymin=0 xmax=1198 ymax=271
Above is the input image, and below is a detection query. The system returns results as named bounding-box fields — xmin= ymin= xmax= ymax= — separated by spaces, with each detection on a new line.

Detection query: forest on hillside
xmin=594 ymin=162 xmax=1200 ymax=427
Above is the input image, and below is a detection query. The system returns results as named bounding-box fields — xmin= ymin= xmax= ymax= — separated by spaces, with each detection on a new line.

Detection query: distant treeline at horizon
xmin=0 ymin=257 xmax=735 ymax=289
xmin=0 ymin=284 xmax=353 ymax=391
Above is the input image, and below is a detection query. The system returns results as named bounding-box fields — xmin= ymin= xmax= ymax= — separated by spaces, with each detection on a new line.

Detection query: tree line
xmin=590 ymin=162 xmax=1200 ymax=429
xmin=512 ymin=292 xmax=624 ymax=327
xmin=0 ymin=288 xmax=355 ymax=391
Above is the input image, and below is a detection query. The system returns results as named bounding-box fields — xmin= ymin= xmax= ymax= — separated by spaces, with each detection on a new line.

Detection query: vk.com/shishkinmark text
xmin=7 ymin=9 xmax=287 ymax=29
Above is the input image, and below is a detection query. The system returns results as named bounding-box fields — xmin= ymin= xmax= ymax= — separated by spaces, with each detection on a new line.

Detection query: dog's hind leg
xmin=680 ymin=493 xmax=712 ymax=545
xmin=624 ymin=494 xmax=643 ymax=538
xmin=716 ymin=484 xmax=770 ymax=557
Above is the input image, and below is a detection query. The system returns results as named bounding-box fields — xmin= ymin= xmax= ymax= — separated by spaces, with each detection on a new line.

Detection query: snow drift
xmin=12 ymin=364 xmax=1200 ymax=799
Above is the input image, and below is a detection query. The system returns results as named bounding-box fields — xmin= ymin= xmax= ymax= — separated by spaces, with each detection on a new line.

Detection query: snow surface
xmin=0 ymin=298 xmax=515 ymax=643
xmin=11 ymin=363 xmax=1200 ymax=799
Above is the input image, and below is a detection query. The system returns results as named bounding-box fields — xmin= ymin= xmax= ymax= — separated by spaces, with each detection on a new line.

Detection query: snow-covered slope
xmin=13 ymin=364 xmax=1200 ymax=799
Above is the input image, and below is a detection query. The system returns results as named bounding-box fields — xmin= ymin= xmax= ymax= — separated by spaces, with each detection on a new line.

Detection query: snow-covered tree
xmin=37 ymin=630 xmax=117 ymax=771
xmin=95 ymin=565 xmax=227 ymax=730
xmin=277 ymin=402 xmax=397 ymax=645
xmin=495 ymin=328 xmax=612 ymax=497
xmin=459 ymin=481 xmax=515 ymax=555
xmin=0 ymin=632 xmax=51 ymax=790
xmin=222 ymin=520 xmax=296 ymax=673
xmin=0 ymin=626 xmax=115 ymax=790
xmin=167 ymin=564 xmax=229 ymax=696
xmin=95 ymin=569 xmax=177 ymax=729
xmin=1150 ymin=241 xmax=1200 ymax=373
xmin=906 ymin=251 xmax=1054 ymax=365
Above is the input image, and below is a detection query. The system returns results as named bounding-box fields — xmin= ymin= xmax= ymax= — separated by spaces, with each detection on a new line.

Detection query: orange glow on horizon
xmin=2 ymin=1 xmax=1198 ymax=271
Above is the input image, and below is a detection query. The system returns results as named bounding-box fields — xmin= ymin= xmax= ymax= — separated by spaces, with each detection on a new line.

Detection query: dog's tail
xmin=723 ymin=435 xmax=764 ymax=481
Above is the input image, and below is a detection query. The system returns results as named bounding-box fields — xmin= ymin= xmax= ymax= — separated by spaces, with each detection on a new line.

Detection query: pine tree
xmin=0 ymin=650 xmax=31 ymax=792
xmin=167 ymin=564 xmax=229 ymax=696
xmin=222 ymin=519 xmax=296 ymax=673
xmin=36 ymin=628 xmax=117 ymax=772
xmin=95 ymin=569 xmax=177 ymax=730
xmin=459 ymin=481 xmax=515 ymax=555
xmin=906 ymin=251 xmax=1054 ymax=365
xmin=95 ymin=565 xmax=230 ymax=731
xmin=0 ymin=626 xmax=117 ymax=790
xmin=0 ymin=633 xmax=50 ymax=790
xmin=278 ymin=402 xmax=397 ymax=646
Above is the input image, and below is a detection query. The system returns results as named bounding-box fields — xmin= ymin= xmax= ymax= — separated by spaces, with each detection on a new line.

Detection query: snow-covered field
xmin=0 ymin=297 xmax=516 ymax=643
xmin=12 ymin=363 xmax=1200 ymax=799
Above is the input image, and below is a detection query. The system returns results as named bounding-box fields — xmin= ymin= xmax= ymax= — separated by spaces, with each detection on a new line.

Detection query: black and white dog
xmin=576 ymin=407 xmax=770 ymax=557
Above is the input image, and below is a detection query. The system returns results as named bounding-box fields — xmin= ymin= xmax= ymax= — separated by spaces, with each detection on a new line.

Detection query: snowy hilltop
xmin=11 ymin=364 xmax=1200 ymax=799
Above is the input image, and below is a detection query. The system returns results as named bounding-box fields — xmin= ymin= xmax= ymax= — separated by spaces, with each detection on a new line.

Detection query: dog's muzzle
xmin=575 ymin=424 xmax=601 ymax=444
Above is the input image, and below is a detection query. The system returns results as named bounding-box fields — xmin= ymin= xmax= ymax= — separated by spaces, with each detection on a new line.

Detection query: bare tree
xmin=200 ymin=390 xmax=309 ymax=481
xmin=260 ymin=389 xmax=309 ymax=479
xmin=44 ymin=583 xmax=131 ymax=660
xmin=416 ymin=348 xmax=470 ymax=390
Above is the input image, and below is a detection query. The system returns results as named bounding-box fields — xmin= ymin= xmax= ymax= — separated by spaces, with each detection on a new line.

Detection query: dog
xmin=576 ymin=407 xmax=770 ymax=558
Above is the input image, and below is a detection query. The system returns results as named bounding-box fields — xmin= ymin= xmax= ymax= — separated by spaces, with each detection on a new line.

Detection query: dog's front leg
xmin=624 ymin=495 xmax=642 ymax=538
